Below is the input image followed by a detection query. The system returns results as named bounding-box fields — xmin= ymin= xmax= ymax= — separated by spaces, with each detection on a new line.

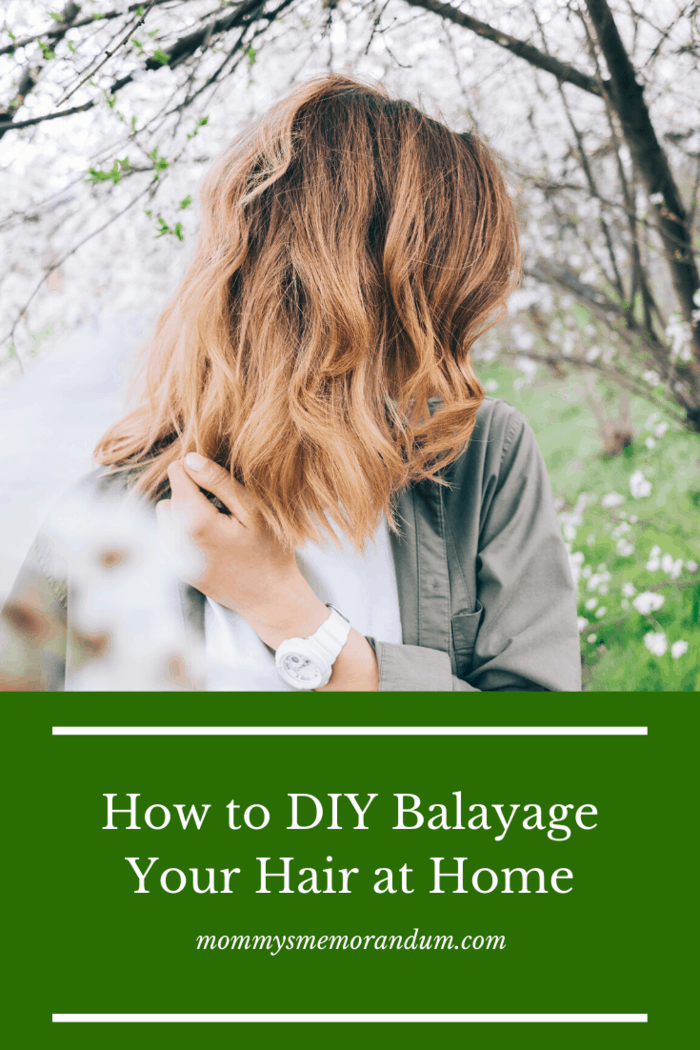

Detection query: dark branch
xmin=401 ymin=0 xmax=605 ymax=96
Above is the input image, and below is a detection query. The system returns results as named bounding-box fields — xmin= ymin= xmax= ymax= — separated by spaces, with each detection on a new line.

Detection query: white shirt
xmin=204 ymin=514 xmax=403 ymax=690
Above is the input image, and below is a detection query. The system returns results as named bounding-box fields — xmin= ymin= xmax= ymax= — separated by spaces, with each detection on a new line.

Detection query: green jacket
xmin=0 ymin=398 xmax=581 ymax=691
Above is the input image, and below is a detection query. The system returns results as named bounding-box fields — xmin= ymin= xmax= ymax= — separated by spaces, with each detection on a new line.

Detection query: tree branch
xmin=584 ymin=0 xmax=700 ymax=366
xmin=0 ymin=0 xmax=282 ymax=137
xmin=401 ymin=0 xmax=605 ymax=96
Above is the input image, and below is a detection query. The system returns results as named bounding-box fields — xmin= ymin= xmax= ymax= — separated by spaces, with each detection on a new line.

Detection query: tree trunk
xmin=584 ymin=0 xmax=700 ymax=428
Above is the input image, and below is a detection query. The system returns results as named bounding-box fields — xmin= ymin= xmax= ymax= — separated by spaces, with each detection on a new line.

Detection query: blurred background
xmin=1 ymin=0 xmax=698 ymax=690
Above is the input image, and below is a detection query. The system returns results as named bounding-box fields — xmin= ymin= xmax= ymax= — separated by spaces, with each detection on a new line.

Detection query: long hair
xmin=95 ymin=74 xmax=520 ymax=551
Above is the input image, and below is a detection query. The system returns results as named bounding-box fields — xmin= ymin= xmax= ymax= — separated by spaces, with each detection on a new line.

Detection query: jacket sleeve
xmin=367 ymin=410 xmax=582 ymax=692
xmin=0 ymin=532 xmax=68 ymax=691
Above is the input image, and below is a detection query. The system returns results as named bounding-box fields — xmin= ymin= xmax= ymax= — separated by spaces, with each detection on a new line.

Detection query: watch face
xmin=280 ymin=652 xmax=321 ymax=686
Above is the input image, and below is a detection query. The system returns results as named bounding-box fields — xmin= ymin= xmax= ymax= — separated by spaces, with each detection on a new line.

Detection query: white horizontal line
xmin=51 ymin=726 xmax=648 ymax=736
xmin=52 ymin=1014 xmax=648 ymax=1023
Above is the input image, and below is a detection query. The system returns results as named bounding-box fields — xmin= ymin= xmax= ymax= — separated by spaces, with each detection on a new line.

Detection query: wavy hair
xmin=95 ymin=74 xmax=520 ymax=551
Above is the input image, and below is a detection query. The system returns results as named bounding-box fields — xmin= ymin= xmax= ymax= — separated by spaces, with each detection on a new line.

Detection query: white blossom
xmin=601 ymin=492 xmax=625 ymax=508
xmin=643 ymin=632 xmax=667 ymax=657
xmin=577 ymin=617 xmax=589 ymax=633
xmin=665 ymin=318 xmax=693 ymax=362
xmin=645 ymin=437 xmax=656 ymax=449
xmin=629 ymin=516 xmax=638 ymax=524
xmin=484 ymin=379 xmax=498 ymax=393
xmin=660 ymin=553 xmax=683 ymax=579
xmin=587 ymin=633 xmax=597 ymax=643
xmin=687 ymin=560 xmax=699 ymax=573
xmin=654 ymin=422 xmax=669 ymax=438
xmin=671 ymin=640 xmax=689 ymax=659
xmin=616 ymin=539 xmax=634 ymax=557
xmin=622 ymin=582 xmax=636 ymax=597
xmin=632 ymin=591 xmax=665 ymax=615
xmin=595 ymin=606 xmax=607 ymax=619
xmin=642 ymin=370 xmax=660 ymax=387
xmin=630 ymin=470 xmax=652 ymax=499
xmin=585 ymin=597 xmax=598 ymax=610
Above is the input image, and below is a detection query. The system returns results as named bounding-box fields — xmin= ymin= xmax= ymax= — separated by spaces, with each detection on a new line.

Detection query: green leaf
xmin=39 ymin=41 xmax=56 ymax=59
xmin=173 ymin=222 xmax=184 ymax=241
xmin=148 ymin=148 xmax=169 ymax=179
xmin=67 ymin=39 xmax=76 ymax=53
xmin=49 ymin=11 xmax=64 ymax=20
xmin=131 ymin=37 xmax=143 ymax=50
xmin=246 ymin=45 xmax=256 ymax=67
xmin=6 ymin=28 xmax=16 ymax=41
xmin=198 ymin=116 xmax=209 ymax=126
xmin=85 ymin=157 xmax=129 ymax=185
xmin=179 ymin=195 xmax=192 ymax=209
xmin=151 ymin=47 xmax=170 ymax=65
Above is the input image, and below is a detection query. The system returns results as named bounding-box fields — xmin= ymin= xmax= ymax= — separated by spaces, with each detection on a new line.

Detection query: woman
xmin=0 ymin=74 xmax=580 ymax=692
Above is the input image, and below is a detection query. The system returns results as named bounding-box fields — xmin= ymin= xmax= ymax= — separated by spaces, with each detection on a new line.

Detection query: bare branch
xmin=56 ymin=1 xmax=158 ymax=107
xmin=401 ymin=0 xmax=605 ymax=96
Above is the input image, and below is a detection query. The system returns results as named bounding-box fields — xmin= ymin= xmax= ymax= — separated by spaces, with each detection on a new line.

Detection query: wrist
xmin=246 ymin=587 xmax=328 ymax=650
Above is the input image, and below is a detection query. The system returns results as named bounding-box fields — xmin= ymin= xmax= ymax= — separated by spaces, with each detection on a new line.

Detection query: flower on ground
xmin=687 ymin=560 xmax=699 ymax=573
xmin=645 ymin=437 xmax=656 ymax=449
xmin=654 ymin=422 xmax=669 ymax=438
xmin=661 ymin=553 xmax=683 ymax=579
xmin=644 ymin=632 xmax=667 ymax=657
xmin=616 ymin=539 xmax=634 ymax=557
xmin=595 ymin=606 xmax=607 ymax=619
xmin=587 ymin=633 xmax=597 ymax=643
xmin=632 ymin=591 xmax=665 ymax=615
xmin=601 ymin=492 xmax=625 ymax=508
xmin=671 ymin=640 xmax=689 ymax=659
xmin=642 ymin=370 xmax=660 ymax=386
xmin=577 ymin=617 xmax=589 ymax=633
xmin=622 ymin=582 xmax=636 ymax=597
xmin=630 ymin=470 xmax=652 ymax=499
xmin=585 ymin=597 xmax=598 ymax=611
xmin=646 ymin=545 xmax=662 ymax=571
xmin=484 ymin=379 xmax=498 ymax=393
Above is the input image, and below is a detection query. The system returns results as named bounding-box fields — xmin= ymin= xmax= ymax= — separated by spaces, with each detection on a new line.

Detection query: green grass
xmin=476 ymin=364 xmax=700 ymax=691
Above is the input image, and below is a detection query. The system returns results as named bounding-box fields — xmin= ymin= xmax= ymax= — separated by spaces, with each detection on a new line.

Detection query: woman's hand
xmin=156 ymin=453 xmax=328 ymax=649
xmin=155 ymin=453 xmax=379 ymax=690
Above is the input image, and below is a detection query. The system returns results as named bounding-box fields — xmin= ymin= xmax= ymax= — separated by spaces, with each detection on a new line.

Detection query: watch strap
xmin=312 ymin=605 xmax=351 ymax=660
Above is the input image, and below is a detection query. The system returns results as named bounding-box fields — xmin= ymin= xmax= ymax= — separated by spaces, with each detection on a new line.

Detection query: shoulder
xmin=471 ymin=396 xmax=532 ymax=456
xmin=445 ymin=397 xmax=535 ymax=484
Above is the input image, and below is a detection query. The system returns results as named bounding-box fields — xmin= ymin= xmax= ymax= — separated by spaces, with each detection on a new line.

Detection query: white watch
xmin=275 ymin=605 xmax=352 ymax=690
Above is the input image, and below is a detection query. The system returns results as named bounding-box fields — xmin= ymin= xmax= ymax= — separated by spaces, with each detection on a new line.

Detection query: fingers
xmin=181 ymin=452 xmax=250 ymax=525
xmin=167 ymin=460 xmax=217 ymax=517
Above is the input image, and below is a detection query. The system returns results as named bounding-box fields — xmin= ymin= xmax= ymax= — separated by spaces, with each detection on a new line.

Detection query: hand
xmin=156 ymin=453 xmax=328 ymax=647
xmin=156 ymin=452 xmax=380 ymax=690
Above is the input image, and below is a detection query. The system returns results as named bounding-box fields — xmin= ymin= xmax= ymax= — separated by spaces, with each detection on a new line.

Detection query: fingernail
xmin=185 ymin=452 xmax=207 ymax=471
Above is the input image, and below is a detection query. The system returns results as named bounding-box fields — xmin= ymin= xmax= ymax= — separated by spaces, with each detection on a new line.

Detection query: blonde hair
xmin=95 ymin=74 xmax=520 ymax=551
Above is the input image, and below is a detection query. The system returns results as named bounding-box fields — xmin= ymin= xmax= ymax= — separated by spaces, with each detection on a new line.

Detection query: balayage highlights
xmin=95 ymin=74 xmax=520 ymax=551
